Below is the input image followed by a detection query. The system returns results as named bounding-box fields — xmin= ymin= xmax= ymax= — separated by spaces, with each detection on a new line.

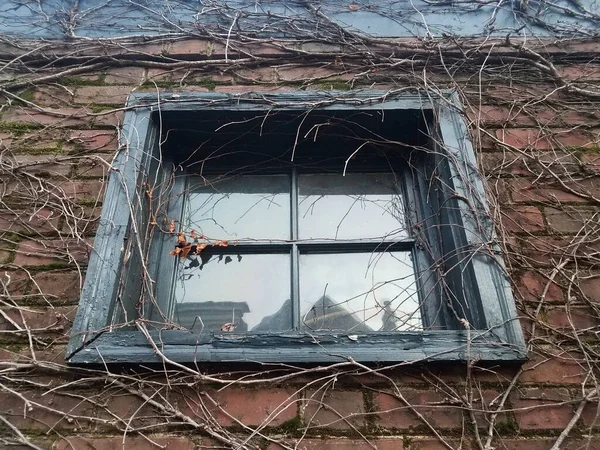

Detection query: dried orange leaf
xmin=169 ymin=220 xmax=176 ymax=233
xmin=214 ymin=240 xmax=229 ymax=247
xmin=170 ymin=248 xmax=181 ymax=256
xmin=177 ymin=233 xmax=186 ymax=243
xmin=348 ymin=4 xmax=359 ymax=10
xmin=180 ymin=243 xmax=192 ymax=259
xmin=221 ymin=323 xmax=236 ymax=332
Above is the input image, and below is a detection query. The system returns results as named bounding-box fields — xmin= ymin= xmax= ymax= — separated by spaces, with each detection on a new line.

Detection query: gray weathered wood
xmin=68 ymin=90 xmax=527 ymax=365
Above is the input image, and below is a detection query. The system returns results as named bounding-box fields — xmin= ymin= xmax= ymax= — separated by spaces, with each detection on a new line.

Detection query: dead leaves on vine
xmin=170 ymin=230 xmax=228 ymax=259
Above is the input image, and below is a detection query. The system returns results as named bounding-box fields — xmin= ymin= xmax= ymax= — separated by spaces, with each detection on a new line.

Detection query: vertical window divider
xmin=291 ymin=168 xmax=300 ymax=330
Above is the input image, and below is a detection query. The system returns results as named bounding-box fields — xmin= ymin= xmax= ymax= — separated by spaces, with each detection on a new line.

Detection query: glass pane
xmin=298 ymin=173 xmax=409 ymax=241
xmin=299 ymin=252 xmax=421 ymax=332
xmin=185 ymin=175 xmax=290 ymax=241
xmin=173 ymin=253 xmax=292 ymax=332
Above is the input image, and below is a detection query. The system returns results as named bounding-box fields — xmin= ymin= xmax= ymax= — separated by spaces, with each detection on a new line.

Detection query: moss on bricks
xmin=197 ymin=77 xmax=217 ymax=91
xmin=276 ymin=415 xmax=303 ymax=434
xmin=56 ymin=76 xmax=104 ymax=86
xmin=0 ymin=121 xmax=41 ymax=133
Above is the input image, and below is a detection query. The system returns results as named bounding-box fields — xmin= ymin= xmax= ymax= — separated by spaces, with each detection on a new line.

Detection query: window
xmin=67 ymin=91 xmax=526 ymax=364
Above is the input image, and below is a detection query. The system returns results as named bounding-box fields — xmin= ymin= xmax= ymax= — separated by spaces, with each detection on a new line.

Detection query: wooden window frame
xmin=66 ymin=90 xmax=526 ymax=364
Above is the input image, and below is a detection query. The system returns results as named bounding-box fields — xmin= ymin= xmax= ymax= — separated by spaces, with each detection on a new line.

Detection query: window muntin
xmin=167 ymin=165 xmax=420 ymax=334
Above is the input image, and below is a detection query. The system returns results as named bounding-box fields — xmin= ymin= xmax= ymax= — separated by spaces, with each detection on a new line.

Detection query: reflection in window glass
xmin=173 ymin=253 xmax=292 ymax=332
xmin=298 ymin=173 xmax=408 ymax=241
xmin=299 ymin=252 xmax=420 ymax=332
xmin=185 ymin=175 xmax=290 ymax=241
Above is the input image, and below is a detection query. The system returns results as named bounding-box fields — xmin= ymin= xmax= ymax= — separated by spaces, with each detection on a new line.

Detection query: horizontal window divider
xmin=190 ymin=240 xmax=416 ymax=254
xmin=296 ymin=240 xmax=415 ymax=252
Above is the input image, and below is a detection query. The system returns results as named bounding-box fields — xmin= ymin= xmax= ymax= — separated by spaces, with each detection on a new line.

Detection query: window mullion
xmin=291 ymin=168 xmax=300 ymax=330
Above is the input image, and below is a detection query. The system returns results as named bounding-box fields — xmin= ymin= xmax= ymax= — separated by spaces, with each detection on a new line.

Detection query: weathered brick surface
xmin=54 ymin=436 xmax=196 ymax=450
xmin=13 ymin=238 xmax=90 ymax=266
xmin=518 ymin=271 xmax=564 ymax=303
xmin=104 ymin=67 xmax=147 ymax=84
xmin=67 ymin=129 xmax=119 ymax=152
xmin=374 ymin=391 xmax=463 ymax=429
xmin=511 ymin=388 xmax=573 ymax=430
xmin=502 ymin=206 xmax=545 ymax=233
xmin=0 ymin=37 xmax=599 ymax=450
xmin=545 ymin=306 xmax=599 ymax=330
xmin=0 ymin=305 xmax=74 ymax=332
xmin=268 ymin=438 xmax=405 ymax=450
xmin=545 ymin=206 xmax=598 ymax=233
xmin=302 ymin=390 xmax=365 ymax=429
xmin=30 ymin=271 xmax=82 ymax=303
xmin=180 ymin=388 xmax=298 ymax=427
xmin=74 ymin=86 xmax=135 ymax=105
xmin=0 ymin=207 xmax=61 ymax=234
xmin=520 ymin=351 xmax=587 ymax=383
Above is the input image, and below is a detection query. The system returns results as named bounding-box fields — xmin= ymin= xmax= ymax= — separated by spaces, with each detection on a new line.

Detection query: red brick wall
xmin=0 ymin=39 xmax=598 ymax=450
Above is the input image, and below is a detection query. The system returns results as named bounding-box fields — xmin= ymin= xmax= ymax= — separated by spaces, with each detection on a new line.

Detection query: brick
xmin=511 ymin=388 xmax=572 ymax=430
xmin=580 ymin=276 xmax=600 ymax=301
xmin=374 ymin=391 xmax=462 ymax=430
xmin=30 ymin=271 xmax=81 ymax=303
xmin=520 ymin=351 xmax=587 ymax=383
xmin=471 ymin=390 xmax=510 ymax=427
xmin=0 ymin=390 xmax=95 ymax=431
xmin=74 ymin=86 xmax=134 ymax=105
xmin=13 ymin=239 xmax=90 ymax=266
xmin=469 ymin=105 xmax=600 ymax=128
xmin=480 ymin=152 xmax=530 ymax=176
xmin=560 ymin=64 xmax=600 ymax=81
xmin=582 ymin=401 xmax=599 ymax=428
xmin=11 ymin=154 xmax=72 ymax=176
xmin=92 ymin=110 xmax=124 ymax=127
xmin=0 ymin=305 xmax=74 ymax=333
xmin=55 ymin=436 xmax=195 ymax=450
xmin=146 ymin=68 xmax=233 ymax=84
xmin=66 ymin=129 xmax=119 ymax=152
xmin=303 ymin=390 xmax=365 ymax=429
xmin=32 ymin=85 xmax=73 ymax=107
xmin=0 ymin=270 xmax=31 ymax=298
xmin=502 ymin=206 xmax=544 ymax=233
xmin=183 ymin=388 xmax=298 ymax=427
xmin=409 ymin=438 xmax=471 ymax=450
xmin=519 ymin=235 xmax=600 ymax=267
xmin=268 ymin=438 xmax=405 ymax=450
xmin=61 ymin=206 xmax=101 ymax=234
xmin=97 ymin=394 xmax=163 ymax=430
xmin=545 ymin=207 xmax=598 ymax=233
xmin=496 ymin=128 xmax=599 ymax=150
xmin=508 ymin=178 xmax=586 ymax=203
xmin=545 ymin=307 xmax=599 ymax=330
xmin=482 ymin=151 xmax=581 ymax=177
xmin=0 ymin=131 xmax=12 ymax=148
xmin=75 ymin=154 xmax=112 ymax=177
xmin=496 ymin=439 xmax=562 ymax=450
xmin=581 ymin=152 xmax=600 ymax=169
xmin=162 ymin=39 xmax=227 ymax=57
xmin=52 ymin=179 xmax=105 ymax=201
xmin=1 ymin=107 xmax=92 ymax=127
xmin=104 ymin=67 xmax=146 ymax=84
xmin=518 ymin=271 xmax=564 ymax=303
xmin=0 ymin=208 xmax=61 ymax=234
